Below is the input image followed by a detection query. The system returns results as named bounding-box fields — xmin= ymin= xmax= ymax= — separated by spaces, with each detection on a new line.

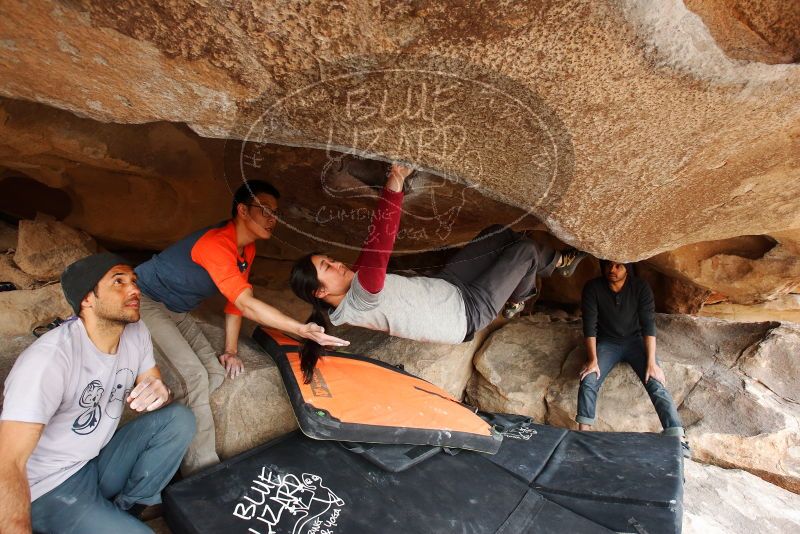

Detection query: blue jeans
xmin=31 ymin=403 xmax=196 ymax=534
xmin=575 ymin=337 xmax=684 ymax=436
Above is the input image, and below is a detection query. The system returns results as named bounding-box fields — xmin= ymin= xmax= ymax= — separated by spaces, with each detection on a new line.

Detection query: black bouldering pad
xmin=164 ymin=431 xmax=613 ymax=534
xmin=164 ymin=424 xmax=683 ymax=534
xmin=533 ymin=430 xmax=684 ymax=534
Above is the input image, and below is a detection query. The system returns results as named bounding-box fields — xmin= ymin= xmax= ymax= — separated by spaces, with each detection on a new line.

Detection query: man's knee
xmin=580 ymin=373 xmax=600 ymax=391
xmin=644 ymin=377 xmax=667 ymax=394
xmin=207 ymin=370 xmax=225 ymax=393
xmin=506 ymin=237 xmax=538 ymax=263
xmin=167 ymin=403 xmax=196 ymax=431
xmin=158 ymin=403 xmax=197 ymax=443
xmin=180 ymin=363 xmax=211 ymax=393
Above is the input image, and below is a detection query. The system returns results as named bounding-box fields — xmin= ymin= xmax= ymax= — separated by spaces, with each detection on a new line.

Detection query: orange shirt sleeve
xmin=191 ymin=230 xmax=254 ymax=317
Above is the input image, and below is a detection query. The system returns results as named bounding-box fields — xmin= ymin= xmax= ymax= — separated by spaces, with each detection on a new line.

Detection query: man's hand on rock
xmin=219 ymin=351 xmax=244 ymax=379
xmin=127 ymin=377 xmax=171 ymax=412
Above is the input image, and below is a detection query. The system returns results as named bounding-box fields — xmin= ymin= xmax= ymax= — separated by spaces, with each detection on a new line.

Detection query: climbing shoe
xmin=501 ymin=287 xmax=538 ymax=319
xmin=555 ymin=249 xmax=588 ymax=278
xmin=502 ymin=301 xmax=526 ymax=319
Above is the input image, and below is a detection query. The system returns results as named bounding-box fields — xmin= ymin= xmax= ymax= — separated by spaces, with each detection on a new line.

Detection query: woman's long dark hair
xmin=290 ymin=253 xmax=332 ymax=384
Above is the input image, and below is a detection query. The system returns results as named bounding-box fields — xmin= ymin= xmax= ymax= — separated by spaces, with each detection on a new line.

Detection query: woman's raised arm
xmin=352 ymin=163 xmax=414 ymax=293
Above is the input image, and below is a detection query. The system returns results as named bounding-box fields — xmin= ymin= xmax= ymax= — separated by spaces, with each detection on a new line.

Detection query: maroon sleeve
xmin=353 ymin=187 xmax=405 ymax=294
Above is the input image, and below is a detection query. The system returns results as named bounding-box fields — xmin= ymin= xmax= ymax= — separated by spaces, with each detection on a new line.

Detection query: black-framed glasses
xmin=246 ymin=204 xmax=280 ymax=219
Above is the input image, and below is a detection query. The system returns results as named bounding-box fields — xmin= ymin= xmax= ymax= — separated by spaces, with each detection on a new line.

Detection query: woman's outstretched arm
xmin=353 ymin=163 xmax=413 ymax=293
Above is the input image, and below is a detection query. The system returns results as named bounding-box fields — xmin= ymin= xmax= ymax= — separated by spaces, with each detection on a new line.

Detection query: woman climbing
xmin=290 ymin=163 xmax=587 ymax=382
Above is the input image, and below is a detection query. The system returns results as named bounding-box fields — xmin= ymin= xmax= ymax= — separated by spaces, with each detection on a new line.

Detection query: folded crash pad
xmin=164 ymin=421 xmax=683 ymax=534
xmin=252 ymin=327 xmax=502 ymax=454
xmin=481 ymin=419 xmax=684 ymax=534
xmin=531 ymin=430 xmax=684 ymax=534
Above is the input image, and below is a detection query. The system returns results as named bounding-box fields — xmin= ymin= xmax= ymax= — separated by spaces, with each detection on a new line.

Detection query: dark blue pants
xmin=31 ymin=403 xmax=196 ymax=534
xmin=575 ymin=337 xmax=684 ymax=436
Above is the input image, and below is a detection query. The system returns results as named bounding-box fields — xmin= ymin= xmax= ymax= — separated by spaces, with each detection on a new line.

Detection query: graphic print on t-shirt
xmin=72 ymin=380 xmax=105 ymax=435
xmin=105 ymin=368 xmax=135 ymax=420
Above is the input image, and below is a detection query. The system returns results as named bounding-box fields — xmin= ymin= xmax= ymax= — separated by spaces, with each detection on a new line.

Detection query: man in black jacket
xmin=576 ymin=260 xmax=688 ymax=454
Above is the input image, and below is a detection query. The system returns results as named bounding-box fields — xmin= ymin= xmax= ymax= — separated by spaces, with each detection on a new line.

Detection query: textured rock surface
xmin=684 ymin=0 xmax=800 ymax=64
xmin=468 ymin=313 xmax=800 ymax=492
xmin=649 ymin=235 xmax=800 ymax=304
xmin=637 ymin=262 xmax=712 ymax=314
xmin=1 ymin=1 xmax=799 ymax=261
xmin=199 ymin=322 xmax=297 ymax=459
xmin=14 ymin=218 xmax=96 ymax=280
xmin=0 ymin=254 xmax=36 ymax=290
xmin=0 ymin=97 xmax=534 ymax=256
xmin=683 ymin=460 xmax=800 ymax=533
xmin=467 ymin=319 xmax=582 ymax=421
xmin=0 ymin=284 xmax=72 ymax=336
xmin=701 ymin=294 xmax=800 ymax=323
xmin=738 ymin=324 xmax=800 ymax=403
xmin=0 ymin=98 xmax=230 ymax=249
xmin=0 ymin=221 xmax=17 ymax=252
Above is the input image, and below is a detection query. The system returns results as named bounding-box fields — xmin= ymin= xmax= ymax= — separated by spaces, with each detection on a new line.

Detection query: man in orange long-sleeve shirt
xmin=135 ymin=181 xmax=348 ymax=474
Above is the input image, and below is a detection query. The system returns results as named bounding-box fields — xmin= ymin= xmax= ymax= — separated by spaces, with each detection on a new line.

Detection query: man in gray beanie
xmin=0 ymin=253 xmax=196 ymax=533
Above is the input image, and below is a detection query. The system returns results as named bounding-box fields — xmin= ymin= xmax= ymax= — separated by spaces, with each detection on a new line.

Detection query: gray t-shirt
xmin=329 ymin=273 xmax=468 ymax=344
xmin=1 ymin=318 xmax=156 ymax=500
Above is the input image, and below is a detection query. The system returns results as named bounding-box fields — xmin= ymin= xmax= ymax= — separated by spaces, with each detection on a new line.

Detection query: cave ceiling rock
xmin=0 ymin=1 xmax=798 ymax=260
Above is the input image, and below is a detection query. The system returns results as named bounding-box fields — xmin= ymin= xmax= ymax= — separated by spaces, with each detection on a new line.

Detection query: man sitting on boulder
xmin=576 ymin=260 xmax=689 ymax=455
xmin=0 ymin=253 xmax=196 ymax=533
xmin=134 ymin=180 xmax=349 ymax=475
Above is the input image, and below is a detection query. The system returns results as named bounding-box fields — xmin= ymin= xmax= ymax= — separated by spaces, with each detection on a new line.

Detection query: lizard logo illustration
xmin=105 ymin=368 xmax=135 ymax=419
xmin=233 ymin=467 xmax=346 ymax=534
xmin=318 ymin=152 xmax=477 ymax=243
xmin=502 ymin=422 xmax=537 ymax=441
xmin=72 ymin=380 xmax=105 ymax=435
xmin=226 ymin=58 xmax=574 ymax=263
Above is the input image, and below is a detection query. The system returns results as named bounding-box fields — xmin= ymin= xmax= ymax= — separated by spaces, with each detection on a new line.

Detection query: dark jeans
xmin=31 ymin=403 xmax=196 ymax=534
xmin=575 ymin=337 xmax=684 ymax=436
xmin=436 ymin=224 xmax=558 ymax=340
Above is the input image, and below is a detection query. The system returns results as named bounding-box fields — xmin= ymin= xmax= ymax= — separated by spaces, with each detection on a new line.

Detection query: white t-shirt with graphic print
xmin=1 ymin=317 xmax=156 ymax=500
